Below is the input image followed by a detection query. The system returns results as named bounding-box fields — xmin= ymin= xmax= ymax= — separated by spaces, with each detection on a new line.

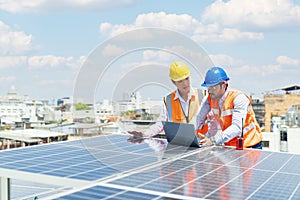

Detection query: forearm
xmin=145 ymin=103 xmax=167 ymax=137
xmin=196 ymin=98 xmax=211 ymax=129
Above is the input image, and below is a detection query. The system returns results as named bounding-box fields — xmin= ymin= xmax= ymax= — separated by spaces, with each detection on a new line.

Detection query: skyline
xmin=1 ymin=0 xmax=300 ymax=102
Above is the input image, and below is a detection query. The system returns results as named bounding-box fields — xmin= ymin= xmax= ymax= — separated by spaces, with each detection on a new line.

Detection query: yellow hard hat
xmin=169 ymin=61 xmax=190 ymax=81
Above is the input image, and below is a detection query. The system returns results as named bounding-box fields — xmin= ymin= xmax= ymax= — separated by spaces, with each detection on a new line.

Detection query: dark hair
xmin=221 ymin=82 xmax=228 ymax=91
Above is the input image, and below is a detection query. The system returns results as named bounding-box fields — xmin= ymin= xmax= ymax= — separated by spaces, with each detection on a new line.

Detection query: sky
xmin=0 ymin=0 xmax=300 ymax=103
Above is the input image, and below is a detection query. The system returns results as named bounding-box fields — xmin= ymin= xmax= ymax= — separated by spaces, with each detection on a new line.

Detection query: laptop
xmin=162 ymin=121 xmax=201 ymax=148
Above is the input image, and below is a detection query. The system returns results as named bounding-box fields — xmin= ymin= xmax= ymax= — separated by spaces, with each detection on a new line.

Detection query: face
xmin=173 ymin=77 xmax=190 ymax=95
xmin=207 ymin=82 xmax=225 ymax=99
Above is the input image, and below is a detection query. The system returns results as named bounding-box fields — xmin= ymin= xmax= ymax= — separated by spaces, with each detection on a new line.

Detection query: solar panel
xmin=0 ymin=135 xmax=159 ymax=181
xmin=53 ymin=185 xmax=163 ymax=200
xmin=0 ymin=134 xmax=299 ymax=200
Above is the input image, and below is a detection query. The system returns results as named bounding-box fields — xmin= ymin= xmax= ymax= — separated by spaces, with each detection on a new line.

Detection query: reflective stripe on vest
xmin=165 ymin=93 xmax=173 ymax=121
xmin=211 ymin=108 xmax=220 ymax=115
xmin=208 ymin=90 xmax=262 ymax=147
xmin=243 ymin=122 xmax=255 ymax=133
xmin=221 ymin=109 xmax=233 ymax=117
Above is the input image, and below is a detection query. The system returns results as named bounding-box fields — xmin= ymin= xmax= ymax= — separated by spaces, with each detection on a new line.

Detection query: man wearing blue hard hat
xmin=196 ymin=66 xmax=262 ymax=149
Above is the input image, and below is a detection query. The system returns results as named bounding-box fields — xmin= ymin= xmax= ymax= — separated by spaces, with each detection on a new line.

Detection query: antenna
xmin=236 ymin=118 xmax=244 ymax=150
xmin=241 ymin=118 xmax=244 ymax=138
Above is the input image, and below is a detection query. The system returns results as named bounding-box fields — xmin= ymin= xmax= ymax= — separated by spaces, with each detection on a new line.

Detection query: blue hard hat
xmin=201 ymin=67 xmax=230 ymax=87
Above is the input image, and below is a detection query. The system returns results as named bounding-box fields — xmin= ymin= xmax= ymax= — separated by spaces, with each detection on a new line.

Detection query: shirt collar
xmin=174 ymin=87 xmax=195 ymax=102
xmin=219 ymin=89 xmax=229 ymax=104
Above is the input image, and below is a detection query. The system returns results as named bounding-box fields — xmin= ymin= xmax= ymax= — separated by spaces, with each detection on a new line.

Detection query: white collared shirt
xmin=196 ymin=89 xmax=250 ymax=143
xmin=145 ymin=87 xmax=196 ymax=137
xmin=173 ymin=87 xmax=195 ymax=117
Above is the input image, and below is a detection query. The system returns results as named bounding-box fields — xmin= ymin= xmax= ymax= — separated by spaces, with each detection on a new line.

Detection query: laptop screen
xmin=162 ymin=121 xmax=200 ymax=148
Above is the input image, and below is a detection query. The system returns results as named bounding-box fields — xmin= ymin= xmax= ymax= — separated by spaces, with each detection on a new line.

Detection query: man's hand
xmin=127 ymin=131 xmax=144 ymax=137
xmin=198 ymin=133 xmax=214 ymax=146
xmin=127 ymin=135 xmax=144 ymax=144
xmin=127 ymin=131 xmax=145 ymax=144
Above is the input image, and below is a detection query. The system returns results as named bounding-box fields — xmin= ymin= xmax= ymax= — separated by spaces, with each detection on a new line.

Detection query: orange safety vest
xmin=208 ymin=90 xmax=262 ymax=147
xmin=164 ymin=88 xmax=208 ymax=136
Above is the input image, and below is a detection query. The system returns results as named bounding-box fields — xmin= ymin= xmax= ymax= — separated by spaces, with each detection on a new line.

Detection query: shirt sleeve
xmin=144 ymin=102 xmax=167 ymax=137
xmin=195 ymin=96 xmax=211 ymax=130
xmin=206 ymin=111 xmax=219 ymax=137
xmin=220 ymin=93 xmax=249 ymax=143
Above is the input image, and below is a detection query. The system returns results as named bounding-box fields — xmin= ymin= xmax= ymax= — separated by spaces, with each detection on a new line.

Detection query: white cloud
xmin=202 ymin=0 xmax=300 ymax=28
xmin=192 ymin=28 xmax=263 ymax=42
xmin=225 ymin=64 xmax=284 ymax=95
xmin=135 ymin=12 xmax=201 ymax=32
xmin=0 ymin=21 xmax=33 ymax=55
xmin=0 ymin=56 xmax=27 ymax=69
xmin=99 ymin=12 xmax=263 ymax=42
xmin=0 ymin=0 xmax=42 ymax=13
xmin=99 ymin=22 xmax=114 ymax=35
xmin=140 ymin=45 xmax=215 ymax=70
xmin=143 ymin=50 xmax=172 ymax=61
xmin=276 ymin=56 xmax=300 ymax=66
xmin=209 ymin=54 xmax=241 ymax=66
xmin=99 ymin=12 xmax=202 ymax=37
xmin=220 ymin=28 xmax=263 ymax=41
xmin=0 ymin=54 xmax=84 ymax=71
xmin=0 ymin=0 xmax=135 ymax=13
xmin=101 ymin=44 xmax=125 ymax=58
xmin=28 ymin=55 xmax=83 ymax=69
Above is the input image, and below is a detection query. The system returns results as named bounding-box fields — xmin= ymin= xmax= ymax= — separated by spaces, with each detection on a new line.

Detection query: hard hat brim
xmin=171 ymin=74 xmax=190 ymax=82
xmin=201 ymin=78 xmax=229 ymax=87
xmin=201 ymin=82 xmax=219 ymax=87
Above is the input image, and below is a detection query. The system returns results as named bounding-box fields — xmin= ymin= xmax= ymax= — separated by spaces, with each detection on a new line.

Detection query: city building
xmin=0 ymin=86 xmax=56 ymax=128
xmin=251 ymin=95 xmax=265 ymax=129
xmin=263 ymin=85 xmax=300 ymax=132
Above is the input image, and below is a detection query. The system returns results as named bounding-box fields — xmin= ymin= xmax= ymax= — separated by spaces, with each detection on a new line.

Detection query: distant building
xmin=0 ymin=86 xmax=55 ymax=127
xmin=262 ymin=109 xmax=300 ymax=154
xmin=263 ymin=125 xmax=300 ymax=154
xmin=140 ymin=100 xmax=162 ymax=116
xmin=251 ymin=96 xmax=265 ymax=130
xmin=285 ymin=104 xmax=300 ymax=127
xmin=263 ymin=85 xmax=300 ymax=132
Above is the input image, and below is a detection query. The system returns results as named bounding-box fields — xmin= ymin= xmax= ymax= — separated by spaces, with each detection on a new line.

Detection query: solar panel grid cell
xmin=55 ymin=185 xmax=161 ymax=200
xmin=56 ymin=186 xmax=123 ymax=200
xmin=291 ymin=184 xmax=300 ymax=200
xmin=248 ymin=173 xmax=300 ymax=200
xmin=254 ymin=153 xmax=293 ymax=171
xmin=279 ymin=155 xmax=300 ymax=174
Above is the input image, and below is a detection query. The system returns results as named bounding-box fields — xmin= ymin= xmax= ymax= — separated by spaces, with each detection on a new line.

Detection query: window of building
xmin=280 ymin=130 xmax=288 ymax=141
xmin=262 ymin=141 xmax=269 ymax=148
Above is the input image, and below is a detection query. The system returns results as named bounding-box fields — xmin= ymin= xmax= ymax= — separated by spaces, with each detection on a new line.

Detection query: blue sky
xmin=0 ymin=0 xmax=300 ymax=102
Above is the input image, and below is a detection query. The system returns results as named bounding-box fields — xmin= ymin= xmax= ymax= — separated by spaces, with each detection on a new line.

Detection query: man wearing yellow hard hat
xmin=128 ymin=61 xmax=208 ymax=139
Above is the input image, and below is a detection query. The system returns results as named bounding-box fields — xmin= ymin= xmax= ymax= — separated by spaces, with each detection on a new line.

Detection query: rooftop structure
xmin=0 ymin=129 xmax=68 ymax=150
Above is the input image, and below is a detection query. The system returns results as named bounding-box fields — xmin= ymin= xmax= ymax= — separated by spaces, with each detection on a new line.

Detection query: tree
xmin=75 ymin=102 xmax=91 ymax=111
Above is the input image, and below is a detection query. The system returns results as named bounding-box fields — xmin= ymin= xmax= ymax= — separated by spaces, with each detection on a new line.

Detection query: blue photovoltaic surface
xmin=0 ymin=135 xmax=159 ymax=182
xmin=0 ymin=134 xmax=299 ymax=200
xmin=105 ymin=143 xmax=300 ymax=200
xmin=54 ymin=185 xmax=163 ymax=200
